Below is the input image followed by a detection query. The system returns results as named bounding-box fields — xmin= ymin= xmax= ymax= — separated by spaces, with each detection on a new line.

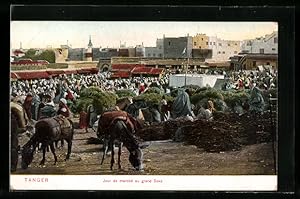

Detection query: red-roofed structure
xmin=149 ymin=68 xmax=164 ymax=75
xmin=15 ymin=71 xmax=50 ymax=79
xmin=63 ymin=70 xmax=78 ymax=75
xmin=11 ymin=67 xmax=99 ymax=80
xmin=12 ymin=49 xmax=25 ymax=57
xmin=10 ymin=72 xmax=19 ymax=79
xmin=78 ymin=68 xmax=99 ymax=74
xmin=110 ymin=71 xmax=131 ymax=78
xmin=110 ymin=65 xmax=164 ymax=78
xmin=46 ymin=70 xmax=62 ymax=77
xmin=131 ymin=67 xmax=152 ymax=74
xmin=111 ymin=64 xmax=143 ymax=71
xmin=89 ymin=67 xmax=99 ymax=73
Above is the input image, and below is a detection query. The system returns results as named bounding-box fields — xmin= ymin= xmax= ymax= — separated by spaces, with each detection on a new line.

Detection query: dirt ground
xmin=13 ymin=117 xmax=276 ymax=175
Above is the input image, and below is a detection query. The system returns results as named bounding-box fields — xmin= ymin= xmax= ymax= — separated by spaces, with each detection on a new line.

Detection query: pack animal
xmin=97 ymin=111 xmax=145 ymax=171
xmin=10 ymin=101 xmax=35 ymax=171
xmin=21 ymin=115 xmax=74 ymax=169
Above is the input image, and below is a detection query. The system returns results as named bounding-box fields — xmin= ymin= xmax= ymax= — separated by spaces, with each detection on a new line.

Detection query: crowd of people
xmin=10 ymin=72 xmax=171 ymax=104
xmin=223 ymin=70 xmax=277 ymax=91
xmin=10 ymin=67 xmax=277 ymax=123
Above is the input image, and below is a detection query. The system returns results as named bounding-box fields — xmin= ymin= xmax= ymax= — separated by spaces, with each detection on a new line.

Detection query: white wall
xmin=240 ymin=31 xmax=278 ymax=54
xmin=169 ymin=74 xmax=224 ymax=88
xmin=207 ymin=37 xmax=240 ymax=61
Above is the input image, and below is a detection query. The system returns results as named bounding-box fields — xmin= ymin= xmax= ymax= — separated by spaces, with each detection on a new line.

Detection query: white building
xmin=240 ymin=31 xmax=278 ymax=54
xmin=207 ymin=36 xmax=241 ymax=62
xmin=135 ymin=44 xmax=145 ymax=57
xmin=144 ymin=38 xmax=164 ymax=58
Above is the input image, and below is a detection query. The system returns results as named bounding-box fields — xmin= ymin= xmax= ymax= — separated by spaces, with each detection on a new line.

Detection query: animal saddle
xmin=37 ymin=115 xmax=71 ymax=140
xmin=52 ymin=115 xmax=71 ymax=130
xmin=99 ymin=111 xmax=140 ymax=135
xmin=10 ymin=102 xmax=29 ymax=129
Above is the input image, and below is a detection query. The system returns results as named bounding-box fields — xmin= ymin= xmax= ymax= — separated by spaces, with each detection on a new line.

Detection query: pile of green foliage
xmin=134 ymin=93 xmax=174 ymax=106
xmin=190 ymin=87 xmax=224 ymax=105
xmin=222 ymin=90 xmax=250 ymax=109
xmin=144 ymin=87 xmax=164 ymax=95
xmin=190 ymin=87 xmax=252 ymax=112
xmin=73 ymin=86 xmax=117 ymax=114
xmin=115 ymin=89 xmax=136 ymax=98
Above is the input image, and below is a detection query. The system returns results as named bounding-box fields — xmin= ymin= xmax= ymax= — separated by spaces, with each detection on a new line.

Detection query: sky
xmin=10 ymin=21 xmax=278 ymax=49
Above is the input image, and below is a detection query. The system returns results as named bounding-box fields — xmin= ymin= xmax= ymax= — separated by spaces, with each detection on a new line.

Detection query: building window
xmin=235 ymin=43 xmax=237 ymax=45
xmin=153 ymin=53 xmax=156 ymax=57
xmin=201 ymin=38 xmax=203 ymax=41
xmin=194 ymin=42 xmax=197 ymax=46
xmin=222 ymin=51 xmax=225 ymax=54
xmin=159 ymin=54 xmax=162 ymax=57
xmin=259 ymin=48 xmax=264 ymax=54
xmin=274 ymin=37 xmax=278 ymax=43
xmin=206 ymin=42 xmax=208 ymax=45
xmin=210 ymin=42 xmax=212 ymax=45
xmin=158 ymin=46 xmax=162 ymax=49
xmin=228 ymin=43 xmax=231 ymax=46
xmin=272 ymin=48 xmax=276 ymax=51
xmin=213 ymin=42 xmax=216 ymax=45
xmin=253 ymin=61 xmax=256 ymax=67
xmin=219 ymin=43 xmax=222 ymax=46
xmin=218 ymin=51 xmax=221 ymax=54
xmin=199 ymin=46 xmax=201 ymax=49
xmin=168 ymin=42 xmax=171 ymax=46
xmin=148 ymin=53 xmax=151 ymax=57
xmin=234 ymin=51 xmax=237 ymax=54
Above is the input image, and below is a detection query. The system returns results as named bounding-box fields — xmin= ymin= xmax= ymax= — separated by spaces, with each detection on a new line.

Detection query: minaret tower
xmin=85 ymin=35 xmax=93 ymax=61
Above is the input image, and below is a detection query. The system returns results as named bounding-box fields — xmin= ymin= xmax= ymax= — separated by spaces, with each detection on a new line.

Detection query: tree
xmin=24 ymin=49 xmax=37 ymax=60
xmin=23 ymin=49 xmax=55 ymax=63
xmin=39 ymin=50 xmax=55 ymax=63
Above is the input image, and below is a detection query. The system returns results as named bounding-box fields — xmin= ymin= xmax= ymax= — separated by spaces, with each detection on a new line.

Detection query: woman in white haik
xmin=57 ymin=98 xmax=71 ymax=118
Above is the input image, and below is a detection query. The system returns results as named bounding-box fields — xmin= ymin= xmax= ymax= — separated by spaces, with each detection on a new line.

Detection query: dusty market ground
xmin=13 ymin=118 xmax=276 ymax=175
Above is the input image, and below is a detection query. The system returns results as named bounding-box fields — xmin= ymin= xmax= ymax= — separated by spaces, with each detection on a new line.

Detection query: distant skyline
xmin=11 ymin=21 xmax=278 ymax=49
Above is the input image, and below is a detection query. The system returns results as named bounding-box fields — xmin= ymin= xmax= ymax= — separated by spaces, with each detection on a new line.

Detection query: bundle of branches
xmin=137 ymin=111 xmax=274 ymax=152
xmin=137 ymin=117 xmax=194 ymax=141
xmin=213 ymin=111 xmax=274 ymax=145
xmin=115 ymin=89 xmax=136 ymax=98
xmin=222 ymin=90 xmax=250 ymax=109
xmin=134 ymin=93 xmax=174 ymax=106
xmin=136 ymin=124 xmax=166 ymax=141
xmin=190 ymin=87 xmax=224 ymax=105
xmin=74 ymin=86 xmax=117 ymax=114
xmin=163 ymin=118 xmax=194 ymax=138
xmin=191 ymin=88 xmax=228 ymax=113
xmin=181 ymin=119 xmax=242 ymax=152
xmin=144 ymin=87 xmax=164 ymax=95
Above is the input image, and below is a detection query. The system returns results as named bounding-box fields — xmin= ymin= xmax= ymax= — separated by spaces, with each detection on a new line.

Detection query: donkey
xmin=97 ymin=111 xmax=145 ymax=171
xmin=21 ymin=115 xmax=74 ymax=169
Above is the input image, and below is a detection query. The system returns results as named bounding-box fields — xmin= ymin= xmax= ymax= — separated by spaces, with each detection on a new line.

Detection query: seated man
xmin=57 ymin=98 xmax=71 ymax=118
xmin=39 ymin=94 xmax=57 ymax=119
